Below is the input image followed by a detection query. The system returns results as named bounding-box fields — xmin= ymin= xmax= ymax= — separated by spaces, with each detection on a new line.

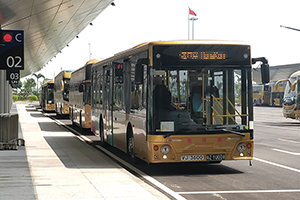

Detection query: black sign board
xmin=6 ymin=69 xmax=20 ymax=88
xmin=6 ymin=69 xmax=20 ymax=81
xmin=9 ymin=80 xmax=19 ymax=88
xmin=0 ymin=30 xmax=24 ymax=70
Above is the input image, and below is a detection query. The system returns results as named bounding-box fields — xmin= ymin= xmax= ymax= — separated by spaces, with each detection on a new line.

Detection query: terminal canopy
xmin=0 ymin=0 xmax=113 ymax=78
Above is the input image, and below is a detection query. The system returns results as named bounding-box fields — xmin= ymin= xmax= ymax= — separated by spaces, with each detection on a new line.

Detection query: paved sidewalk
xmin=0 ymin=102 xmax=169 ymax=200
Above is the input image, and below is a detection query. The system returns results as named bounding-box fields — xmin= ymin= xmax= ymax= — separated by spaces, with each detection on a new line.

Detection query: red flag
xmin=189 ymin=8 xmax=197 ymax=16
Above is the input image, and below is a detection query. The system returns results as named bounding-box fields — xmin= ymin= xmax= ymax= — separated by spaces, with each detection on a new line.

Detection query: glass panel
xmin=283 ymin=77 xmax=296 ymax=106
xmin=152 ymin=66 xmax=249 ymax=135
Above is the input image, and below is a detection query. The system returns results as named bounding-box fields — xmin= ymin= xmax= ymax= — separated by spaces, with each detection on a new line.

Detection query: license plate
xmin=206 ymin=154 xmax=225 ymax=161
xmin=181 ymin=155 xmax=204 ymax=161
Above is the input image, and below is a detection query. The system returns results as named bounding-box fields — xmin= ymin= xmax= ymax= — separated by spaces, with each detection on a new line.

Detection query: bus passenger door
xmin=103 ymin=67 xmax=114 ymax=145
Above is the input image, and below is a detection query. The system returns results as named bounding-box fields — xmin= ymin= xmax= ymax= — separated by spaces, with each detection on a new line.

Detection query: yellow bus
xmin=69 ymin=59 xmax=98 ymax=129
xmin=54 ymin=70 xmax=72 ymax=117
xmin=90 ymin=40 xmax=269 ymax=164
xmin=40 ymin=80 xmax=55 ymax=112
xmin=275 ymin=70 xmax=300 ymax=119
xmin=252 ymin=84 xmax=263 ymax=106
xmin=271 ymin=80 xmax=286 ymax=107
xmin=252 ymin=84 xmax=271 ymax=106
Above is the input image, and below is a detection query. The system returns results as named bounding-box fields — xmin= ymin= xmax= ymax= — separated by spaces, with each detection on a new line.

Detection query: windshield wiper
xmin=223 ymin=129 xmax=245 ymax=137
xmin=163 ymin=132 xmax=174 ymax=138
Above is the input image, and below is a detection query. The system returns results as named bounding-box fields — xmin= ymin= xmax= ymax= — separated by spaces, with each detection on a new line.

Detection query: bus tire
xmin=99 ymin=116 xmax=105 ymax=146
xmin=126 ymin=124 xmax=136 ymax=163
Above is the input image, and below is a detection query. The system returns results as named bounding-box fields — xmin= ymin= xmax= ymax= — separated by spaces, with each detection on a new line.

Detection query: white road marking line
xmin=178 ymin=189 xmax=300 ymax=195
xmin=95 ymin=145 xmax=186 ymax=200
xmin=253 ymin=157 xmax=300 ymax=173
xmin=254 ymin=123 xmax=299 ymax=131
xmin=80 ymin=135 xmax=92 ymax=142
xmin=278 ymin=138 xmax=300 ymax=144
xmin=272 ymin=148 xmax=300 ymax=156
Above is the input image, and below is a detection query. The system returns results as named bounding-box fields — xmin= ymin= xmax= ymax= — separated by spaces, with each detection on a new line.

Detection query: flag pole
xmin=188 ymin=7 xmax=190 ymax=40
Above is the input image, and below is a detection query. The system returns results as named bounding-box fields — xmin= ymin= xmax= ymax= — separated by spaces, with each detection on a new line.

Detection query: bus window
xmin=151 ymin=67 xmax=249 ymax=133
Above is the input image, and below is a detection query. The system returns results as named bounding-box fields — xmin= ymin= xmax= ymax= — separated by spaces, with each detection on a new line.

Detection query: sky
xmin=31 ymin=0 xmax=300 ymax=81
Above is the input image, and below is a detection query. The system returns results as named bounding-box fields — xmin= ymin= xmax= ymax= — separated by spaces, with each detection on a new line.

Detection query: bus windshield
xmin=152 ymin=67 xmax=250 ymax=135
xmin=283 ymin=77 xmax=296 ymax=103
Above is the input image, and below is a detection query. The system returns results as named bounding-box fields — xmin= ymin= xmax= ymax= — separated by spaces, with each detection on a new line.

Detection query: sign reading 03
xmin=180 ymin=51 xmax=226 ymax=60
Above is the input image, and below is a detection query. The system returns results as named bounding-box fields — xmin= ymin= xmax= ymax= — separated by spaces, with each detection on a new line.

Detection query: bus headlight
xmin=237 ymin=143 xmax=246 ymax=152
xmin=161 ymin=145 xmax=170 ymax=155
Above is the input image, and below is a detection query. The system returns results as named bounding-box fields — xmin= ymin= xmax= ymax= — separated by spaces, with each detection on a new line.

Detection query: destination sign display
xmin=153 ymin=44 xmax=251 ymax=68
xmin=180 ymin=51 xmax=226 ymax=60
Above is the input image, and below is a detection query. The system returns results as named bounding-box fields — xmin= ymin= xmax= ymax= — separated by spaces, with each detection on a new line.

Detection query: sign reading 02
xmin=0 ymin=30 xmax=24 ymax=70
xmin=180 ymin=51 xmax=226 ymax=60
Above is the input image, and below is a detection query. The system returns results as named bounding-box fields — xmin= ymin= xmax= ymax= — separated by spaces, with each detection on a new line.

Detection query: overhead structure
xmin=0 ymin=0 xmax=113 ymax=113
xmin=252 ymin=63 xmax=300 ymax=83
xmin=0 ymin=0 xmax=113 ymax=78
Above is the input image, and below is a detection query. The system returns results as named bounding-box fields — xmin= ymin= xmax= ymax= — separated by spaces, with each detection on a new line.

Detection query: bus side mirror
xmin=261 ymin=63 xmax=270 ymax=84
xmin=135 ymin=64 xmax=143 ymax=84
xmin=79 ymin=83 xmax=84 ymax=92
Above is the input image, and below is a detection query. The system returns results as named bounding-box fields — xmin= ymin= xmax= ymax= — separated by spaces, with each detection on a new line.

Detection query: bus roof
xmin=290 ymin=70 xmax=300 ymax=78
xmin=127 ymin=40 xmax=249 ymax=52
xmin=94 ymin=40 xmax=250 ymax=68
xmin=146 ymin=40 xmax=248 ymax=46
xmin=85 ymin=59 xmax=99 ymax=65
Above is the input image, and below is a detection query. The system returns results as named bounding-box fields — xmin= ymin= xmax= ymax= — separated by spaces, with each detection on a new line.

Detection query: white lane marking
xmin=95 ymin=145 xmax=186 ymax=200
xmin=253 ymin=157 xmax=300 ymax=173
xmin=272 ymin=148 xmax=300 ymax=156
xmin=213 ymin=193 xmax=227 ymax=200
xmin=80 ymin=135 xmax=92 ymax=142
xmin=254 ymin=123 xmax=299 ymax=131
xmin=178 ymin=189 xmax=300 ymax=195
xmin=278 ymin=138 xmax=300 ymax=144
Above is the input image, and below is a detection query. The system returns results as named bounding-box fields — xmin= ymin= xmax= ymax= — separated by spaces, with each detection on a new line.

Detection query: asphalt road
xmin=47 ymin=106 xmax=300 ymax=200
xmin=138 ymin=106 xmax=300 ymax=200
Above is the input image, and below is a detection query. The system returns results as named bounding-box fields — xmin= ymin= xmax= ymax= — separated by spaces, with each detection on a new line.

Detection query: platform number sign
xmin=6 ymin=69 xmax=20 ymax=88
xmin=0 ymin=30 xmax=24 ymax=70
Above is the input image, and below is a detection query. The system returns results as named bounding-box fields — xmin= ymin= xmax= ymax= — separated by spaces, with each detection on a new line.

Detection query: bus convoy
xmin=40 ymin=40 xmax=270 ymax=164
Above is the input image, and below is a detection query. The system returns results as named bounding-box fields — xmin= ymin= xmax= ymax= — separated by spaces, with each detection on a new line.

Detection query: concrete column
xmin=0 ymin=70 xmax=11 ymax=113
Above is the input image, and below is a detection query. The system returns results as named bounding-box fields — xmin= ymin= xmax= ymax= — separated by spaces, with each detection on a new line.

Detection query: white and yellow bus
xmin=54 ymin=70 xmax=72 ymax=117
xmin=69 ymin=60 xmax=98 ymax=129
xmin=90 ymin=40 xmax=269 ymax=164
xmin=40 ymin=80 xmax=55 ymax=112
xmin=275 ymin=70 xmax=300 ymax=119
